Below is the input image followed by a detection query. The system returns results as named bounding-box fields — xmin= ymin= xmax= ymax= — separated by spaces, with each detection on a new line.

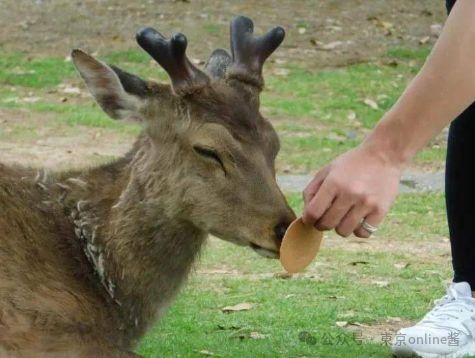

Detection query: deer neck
xmin=57 ymin=135 xmax=206 ymax=338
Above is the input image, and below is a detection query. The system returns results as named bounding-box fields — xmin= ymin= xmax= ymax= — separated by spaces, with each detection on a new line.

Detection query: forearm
xmin=364 ymin=0 xmax=475 ymax=166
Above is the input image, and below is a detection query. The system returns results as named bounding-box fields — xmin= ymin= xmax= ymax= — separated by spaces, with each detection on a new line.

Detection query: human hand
xmin=302 ymin=144 xmax=402 ymax=238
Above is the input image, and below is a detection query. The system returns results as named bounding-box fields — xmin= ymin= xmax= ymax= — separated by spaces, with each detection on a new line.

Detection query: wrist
xmin=361 ymin=116 xmax=413 ymax=170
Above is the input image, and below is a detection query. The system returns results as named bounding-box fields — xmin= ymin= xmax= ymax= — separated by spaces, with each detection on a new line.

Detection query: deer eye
xmin=193 ymin=146 xmax=226 ymax=173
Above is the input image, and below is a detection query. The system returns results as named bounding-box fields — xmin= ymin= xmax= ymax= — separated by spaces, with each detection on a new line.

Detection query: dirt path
xmin=0 ymin=0 xmax=446 ymax=69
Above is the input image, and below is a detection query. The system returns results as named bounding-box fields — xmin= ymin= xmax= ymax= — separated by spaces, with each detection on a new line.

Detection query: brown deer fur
xmin=0 ymin=19 xmax=295 ymax=358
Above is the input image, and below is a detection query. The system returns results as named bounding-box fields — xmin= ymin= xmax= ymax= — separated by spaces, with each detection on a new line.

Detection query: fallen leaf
xmin=347 ymin=111 xmax=357 ymax=121
xmin=394 ymin=263 xmax=409 ymax=270
xmin=336 ymin=321 xmax=348 ymax=328
xmin=363 ymin=98 xmax=379 ymax=110
xmin=372 ymin=280 xmax=390 ymax=288
xmin=326 ymin=25 xmax=342 ymax=32
xmin=353 ymin=239 xmax=369 ymax=245
xmin=197 ymin=350 xmax=215 ymax=356
xmin=348 ymin=321 xmax=368 ymax=327
xmin=229 ymin=328 xmax=267 ymax=340
xmin=327 ymin=132 xmax=346 ymax=142
xmin=350 ymin=261 xmax=369 ymax=266
xmin=274 ymin=58 xmax=287 ymax=65
xmin=250 ymin=331 xmax=268 ymax=339
xmin=314 ymin=40 xmax=344 ymax=51
xmin=375 ymin=20 xmax=394 ymax=30
xmin=61 ymin=85 xmax=81 ymax=95
xmin=419 ymin=36 xmax=431 ymax=45
xmin=368 ymin=17 xmax=394 ymax=35
xmin=274 ymin=272 xmax=293 ymax=279
xmin=191 ymin=58 xmax=205 ymax=65
xmin=222 ymin=302 xmax=253 ymax=313
xmin=20 ymin=96 xmax=41 ymax=103
xmin=273 ymin=68 xmax=289 ymax=77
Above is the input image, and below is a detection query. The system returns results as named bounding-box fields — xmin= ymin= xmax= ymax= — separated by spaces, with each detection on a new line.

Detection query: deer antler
xmin=227 ymin=16 xmax=285 ymax=90
xmin=136 ymin=27 xmax=209 ymax=96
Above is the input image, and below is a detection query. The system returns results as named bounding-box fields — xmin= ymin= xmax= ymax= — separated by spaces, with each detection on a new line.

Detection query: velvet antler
xmin=227 ymin=16 xmax=285 ymax=90
xmin=136 ymin=27 xmax=209 ymax=96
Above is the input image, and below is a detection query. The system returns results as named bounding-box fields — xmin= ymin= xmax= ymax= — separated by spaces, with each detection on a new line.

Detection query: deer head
xmin=71 ymin=16 xmax=295 ymax=259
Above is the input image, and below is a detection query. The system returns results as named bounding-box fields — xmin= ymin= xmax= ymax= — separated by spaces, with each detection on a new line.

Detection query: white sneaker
xmin=392 ymin=282 xmax=475 ymax=358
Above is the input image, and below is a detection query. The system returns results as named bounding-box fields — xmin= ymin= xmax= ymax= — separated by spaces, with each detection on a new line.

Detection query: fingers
xmin=354 ymin=208 xmax=386 ymax=238
xmin=301 ymin=145 xmax=399 ymax=239
xmin=334 ymin=205 xmax=370 ymax=238
xmin=331 ymin=194 xmax=388 ymax=238
xmin=304 ymin=175 xmax=388 ymax=238
xmin=302 ymin=178 xmax=337 ymax=227
xmin=303 ymin=166 xmax=330 ymax=205
xmin=314 ymin=194 xmax=354 ymax=232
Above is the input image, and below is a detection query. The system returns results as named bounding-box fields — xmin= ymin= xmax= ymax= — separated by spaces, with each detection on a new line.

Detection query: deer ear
xmin=71 ymin=49 xmax=148 ymax=121
xmin=204 ymin=49 xmax=232 ymax=79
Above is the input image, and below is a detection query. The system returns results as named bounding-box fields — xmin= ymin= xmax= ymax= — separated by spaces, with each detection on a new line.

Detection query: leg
xmin=392 ymin=103 xmax=475 ymax=358
xmin=446 ymin=102 xmax=475 ymax=289
xmin=391 ymin=1 xmax=475 ymax=357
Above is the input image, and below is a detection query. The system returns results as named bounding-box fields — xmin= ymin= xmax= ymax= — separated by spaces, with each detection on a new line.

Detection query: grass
xmin=263 ymin=47 xmax=440 ymax=172
xmin=28 ymin=102 xmax=140 ymax=133
xmin=0 ymin=53 xmax=75 ymax=88
xmin=0 ymin=46 xmax=444 ymax=174
xmin=204 ymin=23 xmax=221 ymax=34
xmin=137 ymin=192 xmax=451 ymax=358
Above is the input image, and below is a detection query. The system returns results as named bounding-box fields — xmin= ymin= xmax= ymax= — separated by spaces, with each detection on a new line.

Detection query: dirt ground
xmin=0 ymin=0 xmax=446 ymax=69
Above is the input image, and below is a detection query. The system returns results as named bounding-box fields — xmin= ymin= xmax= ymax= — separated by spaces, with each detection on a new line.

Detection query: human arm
xmin=303 ymin=0 xmax=475 ymax=237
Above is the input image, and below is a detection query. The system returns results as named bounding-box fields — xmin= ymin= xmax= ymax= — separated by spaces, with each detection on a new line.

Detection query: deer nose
xmin=274 ymin=221 xmax=290 ymax=246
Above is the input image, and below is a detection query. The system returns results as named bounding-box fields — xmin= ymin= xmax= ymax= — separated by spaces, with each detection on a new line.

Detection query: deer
xmin=0 ymin=16 xmax=296 ymax=358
